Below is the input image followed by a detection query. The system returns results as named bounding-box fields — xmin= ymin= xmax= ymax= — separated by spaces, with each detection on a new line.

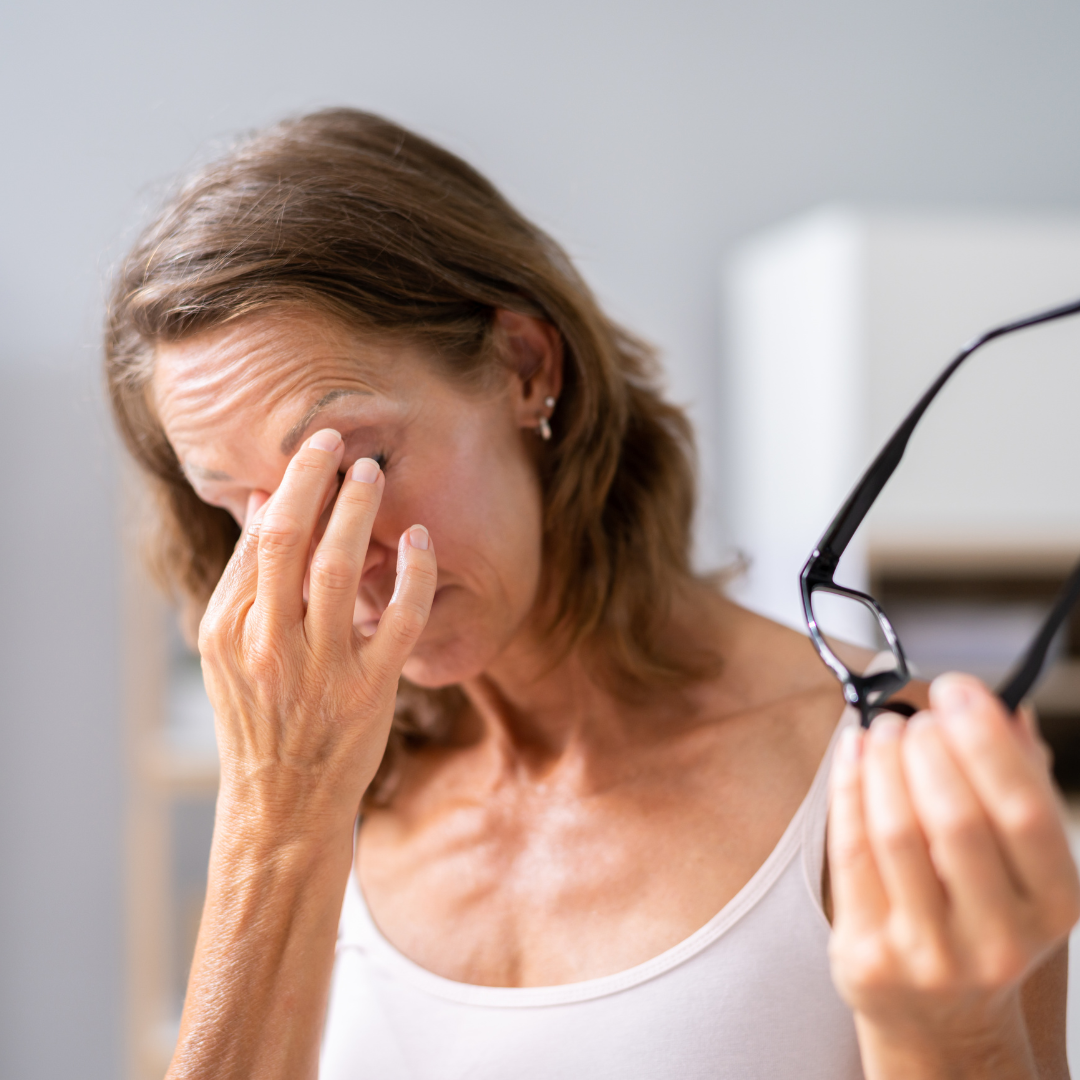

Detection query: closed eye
xmin=336 ymin=452 xmax=388 ymax=490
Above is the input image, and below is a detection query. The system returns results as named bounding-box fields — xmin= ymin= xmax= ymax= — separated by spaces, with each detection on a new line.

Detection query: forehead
xmin=152 ymin=309 xmax=394 ymax=422
xmin=150 ymin=309 xmax=444 ymax=464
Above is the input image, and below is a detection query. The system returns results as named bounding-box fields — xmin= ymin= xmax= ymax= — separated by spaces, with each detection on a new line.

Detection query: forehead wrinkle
xmin=154 ymin=327 xmax=382 ymax=458
xmin=154 ymin=329 xmax=310 ymax=435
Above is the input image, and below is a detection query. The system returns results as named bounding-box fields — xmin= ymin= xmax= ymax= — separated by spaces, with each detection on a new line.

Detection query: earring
xmin=537 ymin=395 xmax=556 ymax=441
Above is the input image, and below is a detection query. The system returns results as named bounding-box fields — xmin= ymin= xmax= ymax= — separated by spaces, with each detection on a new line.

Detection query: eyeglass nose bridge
xmin=802 ymin=579 xmax=912 ymax=726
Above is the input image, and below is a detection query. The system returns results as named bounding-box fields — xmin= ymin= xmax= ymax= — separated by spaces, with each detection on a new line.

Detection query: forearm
xmin=855 ymin=996 xmax=1038 ymax=1080
xmin=167 ymin=787 xmax=356 ymax=1080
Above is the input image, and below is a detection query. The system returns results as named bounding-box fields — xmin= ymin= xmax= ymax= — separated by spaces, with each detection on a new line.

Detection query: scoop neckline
xmin=342 ymin=707 xmax=852 ymax=1007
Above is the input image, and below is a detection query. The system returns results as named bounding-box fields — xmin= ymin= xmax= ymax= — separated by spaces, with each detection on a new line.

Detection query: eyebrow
xmin=279 ymin=388 xmax=373 ymax=456
xmin=186 ymin=463 xmax=234 ymax=482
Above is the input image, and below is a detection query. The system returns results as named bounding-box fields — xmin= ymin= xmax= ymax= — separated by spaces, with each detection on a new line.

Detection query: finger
xmin=901 ymin=712 xmax=1020 ymax=940
xmin=1014 ymin=703 xmax=1056 ymax=776
xmin=931 ymin=674 xmax=1077 ymax=911
xmin=245 ymin=488 xmax=271 ymax=531
xmin=828 ymin=726 xmax=889 ymax=933
xmin=862 ymin=715 xmax=947 ymax=929
xmin=255 ymin=429 xmax=344 ymax=626
xmin=199 ymin=495 xmax=267 ymax=651
xmin=305 ymin=458 xmax=384 ymax=648
xmin=367 ymin=525 xmax=437 ymax=676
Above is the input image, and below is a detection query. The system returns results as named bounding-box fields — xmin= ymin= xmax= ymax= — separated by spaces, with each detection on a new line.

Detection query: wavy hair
xmin=104 ymin=109 xmax=720 ymax=797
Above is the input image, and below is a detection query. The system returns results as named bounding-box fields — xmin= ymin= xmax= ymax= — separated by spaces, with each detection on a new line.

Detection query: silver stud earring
xmin=537 ymin=395 xmax=556 ymax=441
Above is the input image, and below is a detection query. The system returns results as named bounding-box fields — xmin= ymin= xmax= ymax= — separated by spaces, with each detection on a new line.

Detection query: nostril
xmin=359 ymin=541 xmax=391 ymax=582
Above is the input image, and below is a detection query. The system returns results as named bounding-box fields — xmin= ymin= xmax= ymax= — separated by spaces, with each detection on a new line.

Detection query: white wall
xmin=4 ymin=2 xmax=1080 ymax=1076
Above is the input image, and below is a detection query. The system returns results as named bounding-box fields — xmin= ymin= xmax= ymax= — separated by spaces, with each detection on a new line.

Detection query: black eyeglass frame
xmin=801 ymin=296 xmax=1080 ymax=728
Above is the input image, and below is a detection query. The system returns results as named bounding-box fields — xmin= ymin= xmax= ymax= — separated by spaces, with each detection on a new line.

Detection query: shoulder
xmin=690 ymin=599 xmax=850 ymax=785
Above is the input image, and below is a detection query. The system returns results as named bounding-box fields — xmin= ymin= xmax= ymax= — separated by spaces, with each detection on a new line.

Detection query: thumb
xmin=368 ymin=525 xmax=437 ymax=674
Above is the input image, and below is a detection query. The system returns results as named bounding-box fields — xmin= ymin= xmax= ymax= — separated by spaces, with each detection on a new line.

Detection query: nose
xmin=359 ymin=539 xmax=391 ymax=583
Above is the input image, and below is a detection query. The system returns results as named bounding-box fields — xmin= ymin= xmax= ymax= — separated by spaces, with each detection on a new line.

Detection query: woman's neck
xmin=455 ymin=589 xmax=740 ymax=782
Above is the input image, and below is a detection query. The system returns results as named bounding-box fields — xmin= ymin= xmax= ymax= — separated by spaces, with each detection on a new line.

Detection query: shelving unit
xmin=122 ymin=477 xmax=218 ymax=1080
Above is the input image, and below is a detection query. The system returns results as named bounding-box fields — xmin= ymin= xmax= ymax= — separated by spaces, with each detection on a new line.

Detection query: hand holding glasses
xmin=802 ymin=296 xmax=1080 ymax=727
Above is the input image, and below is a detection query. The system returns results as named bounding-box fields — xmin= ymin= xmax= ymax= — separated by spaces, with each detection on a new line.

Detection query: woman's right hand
xmin=198 ymin=427 xmax=438 ymax=833
xmin=168 ymin=427 xmax=435 ymax=1080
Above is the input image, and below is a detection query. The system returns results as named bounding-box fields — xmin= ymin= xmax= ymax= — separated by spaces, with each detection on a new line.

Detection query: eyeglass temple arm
xmin=998 ymin=557 xmax=1080 ymax=712
xmin=813 ymin=297 xmax=1080 ymax=567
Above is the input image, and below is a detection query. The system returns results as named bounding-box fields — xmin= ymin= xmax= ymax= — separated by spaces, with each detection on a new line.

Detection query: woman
xmin=106 ymin=109 xmax=1079 ymax=1079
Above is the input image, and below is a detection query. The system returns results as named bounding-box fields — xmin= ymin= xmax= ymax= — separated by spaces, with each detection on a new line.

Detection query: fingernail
xmin=932 ymin=674 xmax=973 ymax=719
xmin=408 ymin=525 xmax=429 ymax=551
xmin=836 ymin=726 xmax=862 ymax=765
xmin=309 ymin=429 xmax=342 ymax=452
xmin=350 ymin=458 xmax=380 ymax=484
xmin=870 ymin=715 xmax=904 ymax=742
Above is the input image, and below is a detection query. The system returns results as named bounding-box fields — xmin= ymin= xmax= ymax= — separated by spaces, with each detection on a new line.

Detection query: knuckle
xmin=904 ymin=941 xmax=957 ymax=993
xmin=875 ymin=818 xmax=922 ymax=858
xmin=197 ymin=626 xmax=221 ymax=664
xmin=309 ymin=551 xmax=359 ymax=594
xmin=936 ymin=807 xmax=983 ymax=847
xmin=1042 ymin=879 xmax=1080 ymax=936
xmin=335 ymin=479 xmax=380 ymax=511
xmin=291 ymin=452 xmax=334 ymax=478
xmin=830 ymin=829 xmax=867 ymax=869
xmin=831 ymin=933 xmax=893 ymax=994
xmin=408 ymin=560 xmax=439 ymax=592
xmin=975 ymin=939 xmax=1028 ymax=989
xmin=198 ymin=607 xmax=234 ymax=661
xmin=999 ymin=793 xmax=1051 ymax=840
xmin=245 ymin=635 xmax=287 ymax=682
xmin=385 ymin=603 xmax=428 ymax=646
xmin=358 ymin=651 xmax=399 ymax=693
xmin=257 ymin=517 xmax=306 ymax=556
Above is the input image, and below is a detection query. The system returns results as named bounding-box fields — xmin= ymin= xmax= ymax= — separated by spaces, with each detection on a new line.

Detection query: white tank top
xmin=321 ymin=709 xmax=864 ymax=1080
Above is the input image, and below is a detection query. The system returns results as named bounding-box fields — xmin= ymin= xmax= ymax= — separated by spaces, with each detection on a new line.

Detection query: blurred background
xmin=4 ymin=1 xmax=1080 ymax=1077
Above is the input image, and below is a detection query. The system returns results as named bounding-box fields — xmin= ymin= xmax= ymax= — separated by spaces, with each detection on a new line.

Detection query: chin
xmin=399 ymin=609 xmax=504 ymax=688
xmin=400 ymin=639 xmax=489 ymax=689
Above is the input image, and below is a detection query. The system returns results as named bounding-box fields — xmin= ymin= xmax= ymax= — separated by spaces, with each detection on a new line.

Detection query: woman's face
xmin=152 ymin=308 xmax=555 ymax=687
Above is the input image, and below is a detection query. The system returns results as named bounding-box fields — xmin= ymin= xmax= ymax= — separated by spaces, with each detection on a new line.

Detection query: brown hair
xmin=105 ymin=109 xmax=719 ymax=791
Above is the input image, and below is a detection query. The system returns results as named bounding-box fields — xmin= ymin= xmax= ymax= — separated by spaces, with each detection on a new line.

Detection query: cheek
xmin=392 ymin=434 xmax=544 ymax=613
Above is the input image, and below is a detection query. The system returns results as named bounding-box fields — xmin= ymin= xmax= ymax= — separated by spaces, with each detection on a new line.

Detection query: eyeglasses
xmin=801 ymin=296 xmax=1080 ymax=727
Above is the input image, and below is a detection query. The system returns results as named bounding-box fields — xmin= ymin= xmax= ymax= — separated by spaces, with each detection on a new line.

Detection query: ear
xmin=494 ymin=310 xmax=564 ymax=435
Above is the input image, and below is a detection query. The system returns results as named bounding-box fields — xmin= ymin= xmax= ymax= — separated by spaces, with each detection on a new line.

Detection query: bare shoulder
xmin=704 ymin=598 xmax=850 ymax=772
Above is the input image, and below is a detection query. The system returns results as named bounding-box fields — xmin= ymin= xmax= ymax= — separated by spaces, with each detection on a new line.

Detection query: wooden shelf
xmin=1033 ymin=660 xmax=1080 ymax=718
xmin=122 ymin=467 xmax=220 ymax=1080
xmin=870 ymin=540 xmax=1080 ymax=578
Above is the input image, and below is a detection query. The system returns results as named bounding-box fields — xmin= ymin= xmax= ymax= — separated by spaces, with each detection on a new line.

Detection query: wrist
xmin=854 ymin=995 xmax=1036 ymax=1080
xmin=215 ymin=756 xmax=366 ymax=842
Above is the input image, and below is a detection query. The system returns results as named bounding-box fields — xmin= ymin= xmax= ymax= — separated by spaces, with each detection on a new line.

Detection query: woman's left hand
xmin=828 ymin=674 xmax=1080 ymax=1077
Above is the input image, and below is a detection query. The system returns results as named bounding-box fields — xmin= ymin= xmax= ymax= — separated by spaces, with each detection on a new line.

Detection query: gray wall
xmin=3 ymin=1 xmax=1080 ymax=1076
